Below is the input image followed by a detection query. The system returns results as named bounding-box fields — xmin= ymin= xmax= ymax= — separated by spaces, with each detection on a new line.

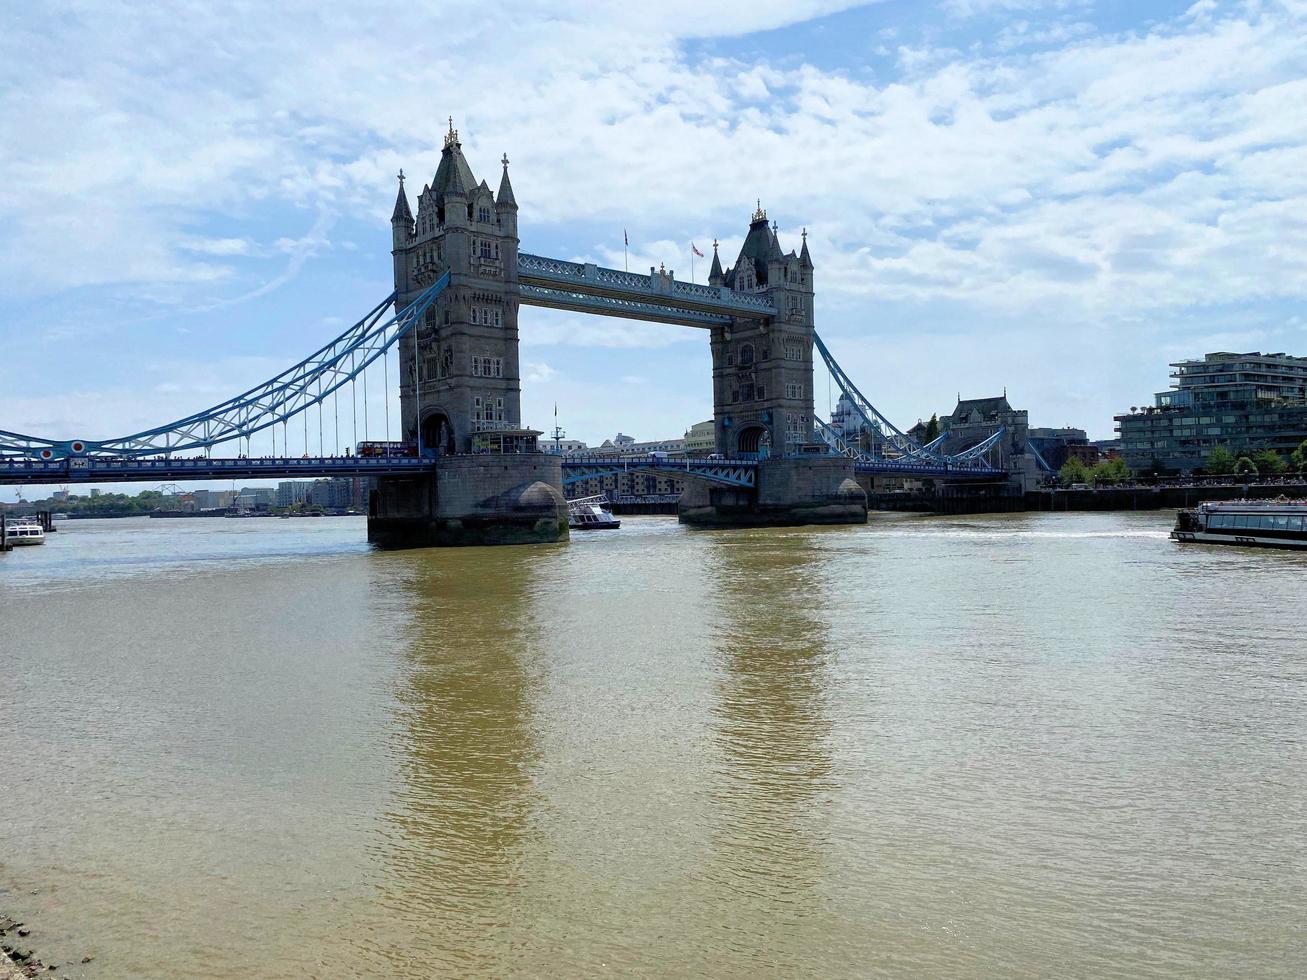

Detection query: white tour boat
xmin=568 ymin=495 xmax=620 ymax=531
xmin=4 ymin=518 xmax=46 ymax=546
xmin=1171 ymin=499 xmax=1307 ymax=550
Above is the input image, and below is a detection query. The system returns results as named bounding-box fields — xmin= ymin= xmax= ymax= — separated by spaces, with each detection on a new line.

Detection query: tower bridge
xmin=1 ymin=118 xmax=1028 ymax=548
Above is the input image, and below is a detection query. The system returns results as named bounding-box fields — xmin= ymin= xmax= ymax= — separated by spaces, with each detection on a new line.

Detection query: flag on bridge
xmin=624 ymin=229 xmax=629 ymax=246
xmin=691 ymin=242 xmax=704 ymax=257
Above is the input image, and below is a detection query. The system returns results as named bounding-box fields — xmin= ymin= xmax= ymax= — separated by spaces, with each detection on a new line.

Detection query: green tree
xmin=923 ymin=413 xmax=940 ymax=443
xmin=1089 ymin=457 xmax=1131 ymax=485
xmin=1252 ymin=448 xmax=1287 ymax=476
xmin=1204 ymin=445 xmax=1235 ymax=475
xmin=1290 ymin=440 xmax=1307 ymax=474
xmin=1234 ymin=456 xmax=1258 ymax=477
xmin=1059 ymin=456 xmax=1090 ymax=485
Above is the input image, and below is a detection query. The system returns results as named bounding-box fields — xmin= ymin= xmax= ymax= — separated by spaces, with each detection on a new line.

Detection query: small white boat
xmin=568 ymin=495 xmax=620 ymax=531
xmin=4 ymin=519 xmax=46 ymax=546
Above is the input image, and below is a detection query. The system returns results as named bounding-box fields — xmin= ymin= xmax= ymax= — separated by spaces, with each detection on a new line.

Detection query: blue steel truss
xmin=812 ymin=332 xmax=1006 ymax=471
xmin=518 ymin=252 xmax=774 ymax=324
xmin=519 ymin=284 xmax=731 ymax=328
xmin=814 ymin=415 xmax=1005 ymax=471
xmin=0 ymin=455 xmax=436 ymax=486
xmin=562 ymin=455 xmax=757 ymax=488
xmin=0 ymin=273 xmax=450 ymax=461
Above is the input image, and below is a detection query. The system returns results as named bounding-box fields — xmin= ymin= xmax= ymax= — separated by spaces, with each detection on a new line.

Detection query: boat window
xmin=1274 ymin=515 xmax=1289 ymax=530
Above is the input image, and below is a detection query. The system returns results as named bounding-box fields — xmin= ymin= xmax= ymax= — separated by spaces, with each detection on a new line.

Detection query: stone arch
xmin=736 ymin=423 xmax=771 ymax=458
xmin=421 ymin=409 xmax=456 ymax=456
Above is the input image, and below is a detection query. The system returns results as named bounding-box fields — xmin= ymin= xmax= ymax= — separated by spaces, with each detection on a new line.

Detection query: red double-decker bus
xmin=355 ymin=441 xmax=417 ymax=458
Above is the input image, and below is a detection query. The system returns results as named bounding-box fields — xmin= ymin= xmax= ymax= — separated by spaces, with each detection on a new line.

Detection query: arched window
xmin=739 ymin=343 xmax=754 ymax=367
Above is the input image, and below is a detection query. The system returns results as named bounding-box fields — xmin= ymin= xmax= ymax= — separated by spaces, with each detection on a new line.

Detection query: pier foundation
xmin=368 ymin=454 xmax=568 ymax=549
xmin=678 ymin=456 xmax=866 ymax=528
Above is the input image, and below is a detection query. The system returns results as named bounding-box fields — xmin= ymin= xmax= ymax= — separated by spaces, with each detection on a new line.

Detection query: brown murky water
xmin=2 ymin=513 xmax=1305 ymax=977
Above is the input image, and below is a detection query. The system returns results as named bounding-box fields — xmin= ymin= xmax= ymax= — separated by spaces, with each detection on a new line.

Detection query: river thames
xmin=2 ymin=513 xmax=1304 ymax=978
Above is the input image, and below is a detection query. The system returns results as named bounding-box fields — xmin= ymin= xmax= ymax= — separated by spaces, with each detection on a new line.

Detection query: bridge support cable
xmin=812 ymin=332 xmax=1009 ymax=470
xmin=0 ymin=272 xmax=449 ymax=461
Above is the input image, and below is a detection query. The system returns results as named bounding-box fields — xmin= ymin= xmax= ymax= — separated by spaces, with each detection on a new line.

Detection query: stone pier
xmin=678 ymin=456 xmax=866 ymax=528
xmin=368 ymin=455 xmax=568 ymax=549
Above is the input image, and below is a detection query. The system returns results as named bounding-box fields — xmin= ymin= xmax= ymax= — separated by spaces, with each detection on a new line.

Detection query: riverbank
xmin=0 ymin=913 xmax=80 ymax=978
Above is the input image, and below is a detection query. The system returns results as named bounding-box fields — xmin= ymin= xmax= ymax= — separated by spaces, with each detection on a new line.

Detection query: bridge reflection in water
xmin=366 ymin=524 xmax=864 ymax=975
xmin=369 ymin=546 xmax=544 ymax=976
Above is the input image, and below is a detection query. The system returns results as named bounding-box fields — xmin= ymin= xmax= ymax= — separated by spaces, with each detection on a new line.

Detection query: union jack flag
xmin=691 ymin=242 xmax=704 ymax=258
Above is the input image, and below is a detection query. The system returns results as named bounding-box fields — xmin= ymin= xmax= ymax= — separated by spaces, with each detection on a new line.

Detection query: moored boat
xmin=1171 ymin=499 xmax=1307 ymax=550
xmin=568 ymin=495 xmax=620 ymax=531
xmin=3 ymin=518 xmax=46 ymax=546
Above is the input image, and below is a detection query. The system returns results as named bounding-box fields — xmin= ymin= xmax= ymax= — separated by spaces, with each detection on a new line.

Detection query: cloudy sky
xmin=2 ymin=0 xmax=1305 ymax=477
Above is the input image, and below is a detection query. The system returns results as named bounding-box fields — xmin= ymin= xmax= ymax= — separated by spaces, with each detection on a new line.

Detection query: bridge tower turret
xmin=372 ymin=119 xmax=565 ymax=549
xmin=711 ymin=203 xmax=817 ymax=459
xmin=394 ymin=119 xmax=528 ymax=458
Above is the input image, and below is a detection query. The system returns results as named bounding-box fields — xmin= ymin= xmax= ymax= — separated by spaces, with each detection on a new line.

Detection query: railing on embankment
xmin=1027 ymin=481 xmax=1307 ymax=512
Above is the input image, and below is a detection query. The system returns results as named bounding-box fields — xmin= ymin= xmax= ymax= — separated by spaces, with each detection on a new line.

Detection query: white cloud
xmin=3 ymin=0 xmax=1307 ymax=445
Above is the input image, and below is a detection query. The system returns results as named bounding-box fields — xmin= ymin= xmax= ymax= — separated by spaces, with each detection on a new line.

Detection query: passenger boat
xmin=1171 ymin=499 xmax=1307 ymax=550
xmin=3 ymin=518 xmax=46 ymax=546
xmin=568 ymin=495 xmax=620 ymax=531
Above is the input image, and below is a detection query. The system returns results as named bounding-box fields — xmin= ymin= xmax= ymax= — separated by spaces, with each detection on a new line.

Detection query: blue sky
xmin=2 ymin=0 xmax=1306 ymax=494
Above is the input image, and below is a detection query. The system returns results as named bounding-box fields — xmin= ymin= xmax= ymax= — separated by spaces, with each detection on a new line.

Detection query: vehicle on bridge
xmin=356 ymin=441 xmax=416 ymax=458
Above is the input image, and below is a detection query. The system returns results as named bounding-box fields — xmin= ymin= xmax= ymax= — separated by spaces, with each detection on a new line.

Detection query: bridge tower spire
xmin=709 ymin=202 xmax=816 ymax=460
xmin=373 ymin=118 xmax=564 ymax=548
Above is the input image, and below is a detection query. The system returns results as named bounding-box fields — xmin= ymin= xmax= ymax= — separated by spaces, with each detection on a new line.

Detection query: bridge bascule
xmin=1 ymin=120 xmax=1031 ymax=547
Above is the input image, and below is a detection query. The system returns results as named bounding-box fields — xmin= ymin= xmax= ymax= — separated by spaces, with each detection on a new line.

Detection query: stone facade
xmin=391 ymin=122 xmax=527 ymax=455
xmin=369 ymin=455 xmax=567 ymax=548
xmin=708 ymin=205 xmax=817 ymax=458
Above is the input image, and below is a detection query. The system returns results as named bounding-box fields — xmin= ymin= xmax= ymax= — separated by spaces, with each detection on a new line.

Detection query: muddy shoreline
xmin=1 ymin=914 xmax=92 ymax=978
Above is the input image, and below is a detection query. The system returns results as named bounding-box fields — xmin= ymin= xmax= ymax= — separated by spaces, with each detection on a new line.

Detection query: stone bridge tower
xmin=371 ymin=121 xmax=566 ymax=549
xmin=390 ymin=121 xmax=532 ymax=456
xmin=707 ymin=204 xmax=817 ymax=458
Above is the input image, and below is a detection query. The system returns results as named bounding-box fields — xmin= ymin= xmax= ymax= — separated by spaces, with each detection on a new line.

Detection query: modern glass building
xmin=1116 ymin=351 xmax=1307 ymax=472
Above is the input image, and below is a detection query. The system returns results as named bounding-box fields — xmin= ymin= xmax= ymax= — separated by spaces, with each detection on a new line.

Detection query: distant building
xmin=235 ymin=487 xmax=275 ymax=511
xmin=1115 ymin=351 xmax=1307 ymax=472
xmin=276 ymin=481 xmax=315 ymax=508
xmin=543 ymin=438 xmax=588 ymax=455
xmin=307 ymin=478 xmax=359 ymax=509
xmin=1027 ymin=426 xmax=1091 ymax=470
xmin=192 ymin=489 xmax=234 ymax=510
xmin=596 ymin=434 xmax=687 ymax=456
xmin=830 ymin=394 xmax=862 ymax=437
xmin=52 ymin=489 xmax=69 ymax=501
xmin=567 ymin=470 xmax=684 ymax=500
xmin=940 ymin=393 xmax=1042 ymax=490
xmin=683 ymin=420 xmax=715 ymax=455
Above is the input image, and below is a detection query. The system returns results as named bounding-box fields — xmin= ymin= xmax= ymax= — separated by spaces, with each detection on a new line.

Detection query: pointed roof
xmin=496 ymin=153 xmax=517 ymax=209
xmin=726 ymin=201 xmax=780 ymax=289
xmin=949 ymin=395 xmax=1013 ymax=422
xmin=708 ymin=239 xmax=723 ymax=283
xmin=800 ymin=227 xmax=812 ymax=268
xmin=391 ymin=170 xmax=413 ymax=224
xmin=431 ymin=118 xmax=476 ymax=199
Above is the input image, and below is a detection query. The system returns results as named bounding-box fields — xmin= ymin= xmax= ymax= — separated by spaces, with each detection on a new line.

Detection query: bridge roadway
xmin=1 ymin=453 xmax=1005 ymax=487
